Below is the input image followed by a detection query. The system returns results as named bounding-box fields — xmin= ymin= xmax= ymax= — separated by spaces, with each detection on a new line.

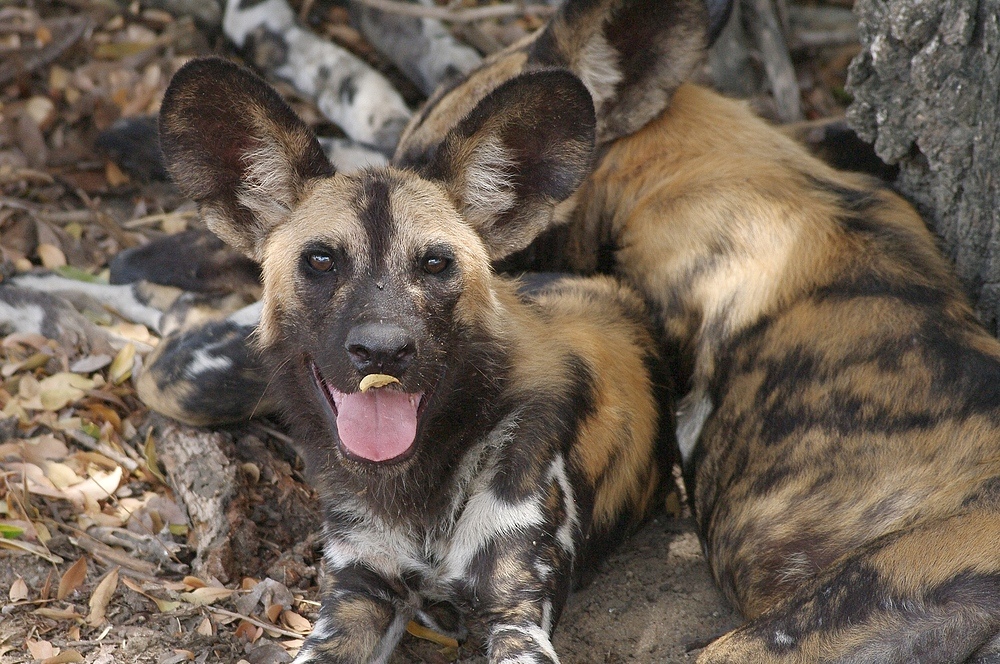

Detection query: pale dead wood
xmin=745 ymin=0 xmax=801 ymax=122
xmin=154 ymin=417 xmax=237 ymax=583
xmin=352 ymin=0 xmax=555 ymax=23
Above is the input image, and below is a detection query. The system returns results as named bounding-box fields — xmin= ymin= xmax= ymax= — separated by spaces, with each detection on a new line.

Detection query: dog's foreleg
xmin=293 ymin=562 xmax=411 ymax=664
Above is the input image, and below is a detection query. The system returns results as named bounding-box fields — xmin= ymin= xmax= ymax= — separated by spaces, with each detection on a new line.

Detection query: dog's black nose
xmin=345 ymin=323 xmax=416 ymax=375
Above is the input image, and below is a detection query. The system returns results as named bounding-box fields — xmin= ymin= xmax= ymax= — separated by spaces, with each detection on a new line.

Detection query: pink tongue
xmin=332 ymin=389 xmax=420 ymax=461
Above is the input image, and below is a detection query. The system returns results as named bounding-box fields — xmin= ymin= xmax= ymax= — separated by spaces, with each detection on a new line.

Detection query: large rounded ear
xmin=420 ymin=69 xmax=595 ymax=261
xmin=531 ymin=0 xmax=716 ymax=144
xmin=158 ymin=57 xmax=333 ymax=262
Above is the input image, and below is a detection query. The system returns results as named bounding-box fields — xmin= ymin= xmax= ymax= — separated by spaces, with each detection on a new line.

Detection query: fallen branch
xmin=154 ymin=417 xmax=237 ymax=583
xmin=352 ymin=0 xmax=555 ymax=23
xmin=351 ymin=0 xmax=483 ymax=96
xmin=223 ymin=0 xmax=412 ymax=154
xmin=745 ymin=0 xmax=801 ymax=122
xmin=207 ymin=606 xmax=306 ymax=639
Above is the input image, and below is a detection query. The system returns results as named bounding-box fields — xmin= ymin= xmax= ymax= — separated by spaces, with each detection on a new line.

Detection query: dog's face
xmin=158 ymin=58 xmax=595 ymax=488
xmin=258 ymin=169 xmax=495 ymax=467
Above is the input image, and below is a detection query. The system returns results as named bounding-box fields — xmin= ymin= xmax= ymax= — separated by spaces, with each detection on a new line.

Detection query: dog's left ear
xmin=159 ymin=57 xmax=333 ymax=262
xmin=421 ymin=69 xmax=595 ymax=261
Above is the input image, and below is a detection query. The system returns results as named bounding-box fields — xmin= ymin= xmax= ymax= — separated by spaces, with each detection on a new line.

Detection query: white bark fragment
xmin=352 ymin=1 xmax=483 ymax=96
xmin=223 ymin=0 xmax=412 ymax=153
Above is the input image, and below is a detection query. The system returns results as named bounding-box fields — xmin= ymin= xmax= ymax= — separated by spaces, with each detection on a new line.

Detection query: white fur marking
xmin=548 ymin=455 xmax=577 ymax=552
xmin=371 ymin=612 xmax=412 ymax=664
xmin=187 ymin=347 xmax=234 ymax=376
xmin=493 ymin=623 xmax=559 ymax=663
xmin=446 ymin=491 xmax=544 ymax=579
xmin=774 ymin=630 xmax=795 ymax=646
xmin=541 ymin=600 xmax=553 ymax=634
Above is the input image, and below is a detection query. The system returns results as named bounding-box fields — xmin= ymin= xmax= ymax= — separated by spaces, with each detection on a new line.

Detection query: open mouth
xmin=311 ymin=362 xmax=426 ymax=463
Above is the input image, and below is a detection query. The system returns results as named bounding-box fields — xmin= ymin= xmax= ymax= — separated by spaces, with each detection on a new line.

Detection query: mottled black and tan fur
xmin=158 ymin=57 xmax=670 ymax=663
xmin=391 ymin=0 xmax=1000 ymax=662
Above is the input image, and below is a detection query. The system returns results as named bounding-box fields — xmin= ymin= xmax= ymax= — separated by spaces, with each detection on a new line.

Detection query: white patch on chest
xmin=676 ymin=389 xmax=713 ymax=466
xmin=443 ymin=489 xmax=544 ymax=580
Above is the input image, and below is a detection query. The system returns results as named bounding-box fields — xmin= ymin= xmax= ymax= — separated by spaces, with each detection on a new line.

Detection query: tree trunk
xmin=847 ymin=0 xmax=1000 ymax=330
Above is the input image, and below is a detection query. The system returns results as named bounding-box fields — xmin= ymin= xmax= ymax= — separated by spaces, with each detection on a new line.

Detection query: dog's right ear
xmin=420 ymin=69 xmax=595 ymax=261
xmin=159 ymin=58 xmax=333 ymax=262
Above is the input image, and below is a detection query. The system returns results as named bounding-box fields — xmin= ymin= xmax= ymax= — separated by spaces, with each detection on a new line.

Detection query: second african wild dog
xmin=391 ymin=0 xmax=1000 ymax=662
xmin=157 ymin=57 xmax=671 ymax=663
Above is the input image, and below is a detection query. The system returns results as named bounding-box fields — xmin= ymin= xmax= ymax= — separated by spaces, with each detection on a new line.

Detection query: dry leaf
xmin=37 ymin=243 xmax=67 ymax=269
xmin=196 ymin=617 xmax=213 ymax=636
xmin=26 ymin=639 xmax=56 ymax=660
xmin=58 ymin=556 xmax=88 ymax=600
xmin=41 ymin=569 xmax=53 ymax=600
xmin=34 ymin=606 xmax=80 ymax=621
xmin=45 ymin=462 xmax=83 ymax=489
xmin=70 ymin=354 xmax=112 ymax=373
xmin=265 ymin=602 xmax=283 ymax=623
xmin=179 ymin=586 xmax=234 ymax=606
xmin=31 ymin=373 xmax=95 ymax=411
xmin=182 ymin=576 xmax=207 ymax=590
xmin=105 ymin=161 xmax=129 ymax=187
xmin=9 ymin=577 xmax=29 ymax=602
xmin=42 ymin=649 xmax=83 ymax=664
xmin=281 ymin=610 xmax=312 ymax=634
xmin=359 ymin=373 xmax=400 ymax=392
xmin=234 ymin=620 xmax=262 ymax=643
xmin=86 ymin=567 xmax=119 ymax=626
xmin=108 ymin=343 xmax=136 ymax=385
xmin=143 ymin=430 xmax=166 ymax=484
xmin=121 ymin=577 xmax=181 ymax=613
xmin=65 ymin=466 xmax=123 ymax=505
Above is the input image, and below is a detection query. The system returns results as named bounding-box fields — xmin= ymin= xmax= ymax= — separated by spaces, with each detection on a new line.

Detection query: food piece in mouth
xmin=359 ymin=373 xmax=401 ymax=392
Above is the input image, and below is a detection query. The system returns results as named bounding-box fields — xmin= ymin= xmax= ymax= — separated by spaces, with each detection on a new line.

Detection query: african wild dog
xmin=391 ymin=0 xmax=1000 ymax=661
xmin=157 ymin=57 xmax=672 ymax=663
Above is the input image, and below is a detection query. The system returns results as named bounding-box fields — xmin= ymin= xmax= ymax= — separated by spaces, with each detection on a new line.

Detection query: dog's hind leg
xmin=698 ymin=508 xmax=1000 ymax=664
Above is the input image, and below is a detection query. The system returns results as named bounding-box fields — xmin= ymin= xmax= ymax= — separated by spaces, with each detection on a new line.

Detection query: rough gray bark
xmin=154 ymin=417 xmax=237 ymax=583
xmin=847 ymin=0 xmax=1000 ymax=330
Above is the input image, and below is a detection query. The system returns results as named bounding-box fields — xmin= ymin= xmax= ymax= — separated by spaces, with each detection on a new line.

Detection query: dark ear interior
xmin=421 ymin=69 xmax=595 ymax=261
xmin=530 ymin=0 xmax=711 ymax=144
xmin=158 ymin=57 xmax=333 ymax=260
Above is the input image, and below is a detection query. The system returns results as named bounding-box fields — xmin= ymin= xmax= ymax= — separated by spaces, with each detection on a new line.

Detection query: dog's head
xmin=159 ymin=58 xmax=594 ymax=480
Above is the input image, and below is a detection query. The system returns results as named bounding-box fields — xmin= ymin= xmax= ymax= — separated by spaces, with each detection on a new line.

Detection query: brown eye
xmin=307 ymin=251 xmax=335 ymax=273
xmin=422 ymin=255 xmax=450 ymax=275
